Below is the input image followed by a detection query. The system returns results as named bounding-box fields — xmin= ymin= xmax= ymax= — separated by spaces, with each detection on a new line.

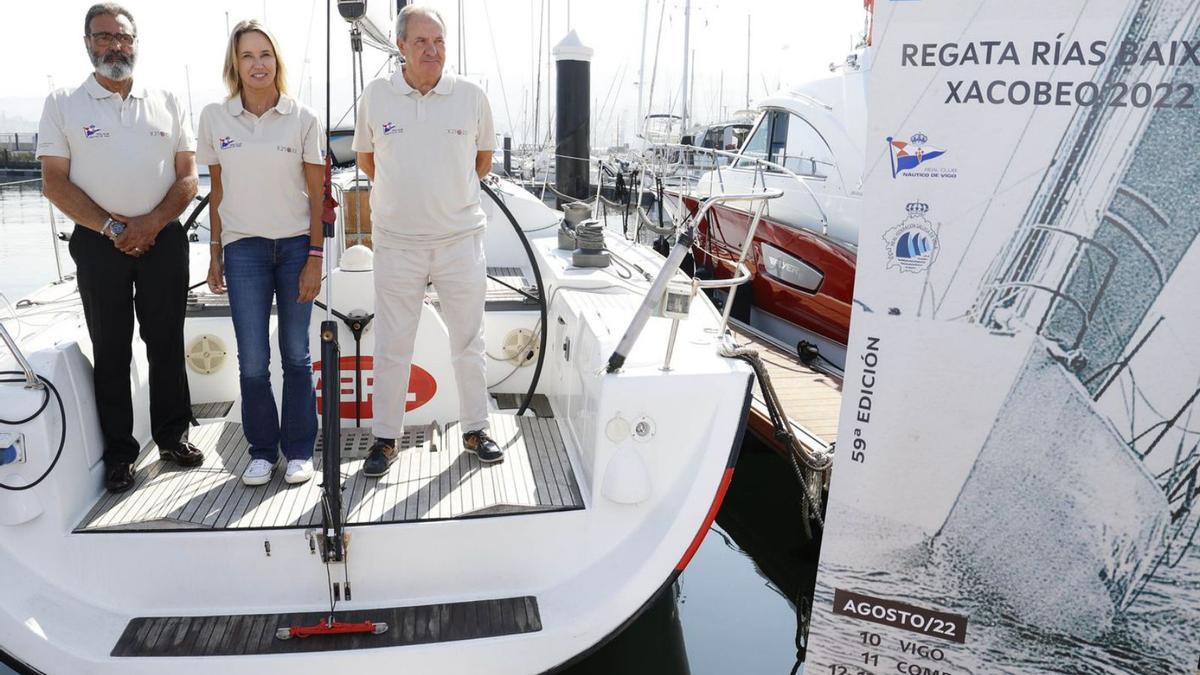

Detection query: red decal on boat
xmin=674 ymin=467 xmax=735 ymax=571
xmin=405 ymin=364 xmax=438 ymax=411
xmin=314 ymin=357 xmax=438 ymax=419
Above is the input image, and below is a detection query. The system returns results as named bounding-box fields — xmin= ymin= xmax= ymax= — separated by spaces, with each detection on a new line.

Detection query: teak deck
xmin=78 ymin=409 xmax=583 ymax=533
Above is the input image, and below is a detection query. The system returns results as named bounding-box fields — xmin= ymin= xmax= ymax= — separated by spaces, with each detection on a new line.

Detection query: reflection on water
xmin=0 ymin=182 xmax=813 ymax=674
xmin=563 ymin=438 xmax=813 ymax=674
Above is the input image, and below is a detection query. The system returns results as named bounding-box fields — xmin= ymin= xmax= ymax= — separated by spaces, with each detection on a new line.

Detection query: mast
xmin=184 ymin=65 xmax=195 ymax=131
xmin=457 ymin=0 xmax=466 ymax=75
xmin=533 ymin=0 xmax=544 ymax=148
xmin=689 ymin=49 xmax=695 ymax=126
xmin=636 ymin=0 xmax=649 ymax=131
xmin=646 ymin=0 xmax=667 ymax=128
xmin=745 ymin=14 xmax=751 ymax=108
xmin=719 ymin=71 xmax=724 ymax=120
xmin=680 ymin=0 xmax=691 ymax=129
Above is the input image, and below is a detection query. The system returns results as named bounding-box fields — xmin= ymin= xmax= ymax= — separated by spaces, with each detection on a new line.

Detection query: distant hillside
xmin=0 ymin=97 xmax=46 ymax=132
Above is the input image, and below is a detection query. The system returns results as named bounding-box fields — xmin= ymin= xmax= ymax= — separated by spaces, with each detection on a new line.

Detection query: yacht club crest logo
xmin=219 ymin=136 xmax=242 ymax=150
xmin=887 ymin=132 xmax=956 ymax=179
xmin=82 ymin=124 xmax=109 ymax=139
xmin=884 ymin=201 xmax=940 ymax=273
xmin=382 ymin=122 xmax=401 ymax=135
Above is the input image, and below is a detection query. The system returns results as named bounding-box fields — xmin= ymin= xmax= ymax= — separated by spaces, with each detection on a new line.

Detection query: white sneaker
xmin=285 ymin=458 xmax=314 ymax=485
xmin=242 ymin=458 xmax=275 ymax=486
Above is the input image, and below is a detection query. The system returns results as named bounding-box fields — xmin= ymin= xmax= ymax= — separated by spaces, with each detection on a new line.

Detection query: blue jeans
xmin=223 ymin=235 xmax=317 ymax=462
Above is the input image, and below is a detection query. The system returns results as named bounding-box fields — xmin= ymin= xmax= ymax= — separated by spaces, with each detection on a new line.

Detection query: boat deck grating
xmin=430 ymin=266 xmax=538 ymax=311
xmin=111 ymin=596 xmax=541 ymax=657
xmin=77 ymin=412 xmax=583 ymax=533
xmin=491 ymin=393 xmax=554 ymax=418
xmin=191 ymin=401 xmax=234 ymax=419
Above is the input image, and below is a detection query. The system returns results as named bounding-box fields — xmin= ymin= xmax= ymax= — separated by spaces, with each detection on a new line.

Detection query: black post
xmin=320 ymin=320 xmax=344 ymax=561
xmin=503 ymin=136 xmax=512 ymax=176
xmin=553 ymin=31 xmax=593 ymax=208
xmin=319 ymin=0 xmax=343 ymax=564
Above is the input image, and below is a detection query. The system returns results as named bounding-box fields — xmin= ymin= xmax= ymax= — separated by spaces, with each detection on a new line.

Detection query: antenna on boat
xmin=276 ymin=2 xmax=384 ymax=641
xmin=320 ymin=0 xmax=346 ymax=567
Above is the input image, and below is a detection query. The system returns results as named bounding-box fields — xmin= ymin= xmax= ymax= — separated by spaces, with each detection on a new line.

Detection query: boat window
xmin=726 ymin=125 xmax=751 ymax=151
xmin=735 ymin=114 xmax=771 ymax=168
xmin=780 ymin=113 xmax=836 ymax=178
xmin=768 ymin=112 xmax=789 ymax=165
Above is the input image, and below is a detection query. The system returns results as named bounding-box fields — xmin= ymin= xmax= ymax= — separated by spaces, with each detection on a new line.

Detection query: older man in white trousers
xmin=352 ymin=4 xmax=502 ymax=474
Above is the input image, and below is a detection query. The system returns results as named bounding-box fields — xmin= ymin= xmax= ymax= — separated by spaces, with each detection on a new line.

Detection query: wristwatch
xmin=102 ymin=218 xmax=126 ymax=240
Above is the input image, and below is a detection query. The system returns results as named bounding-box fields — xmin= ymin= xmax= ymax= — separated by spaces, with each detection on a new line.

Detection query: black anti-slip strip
xmin=111 ymin=596 xmax=541 ymax=657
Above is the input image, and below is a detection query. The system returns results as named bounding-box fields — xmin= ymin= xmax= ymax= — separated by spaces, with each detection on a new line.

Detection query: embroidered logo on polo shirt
xmin=83 ymin=124 xmax=110 ymax=139
xmin=382 ymin=122 xmax=402 ymax=135
xmin=219 ymin=136 xmax=242 ymax=150
xmin=148 ymin=130 xmax=169 ymax=138
xmin=276 ymin=145 xmax=298 ymax=154
xmin=445 ymin=128 xmax=466 ymax=136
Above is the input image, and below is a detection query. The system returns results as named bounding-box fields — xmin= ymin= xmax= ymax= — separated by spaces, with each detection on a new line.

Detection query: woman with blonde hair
xmin=197 ymin=19 xmax=325 ymax=486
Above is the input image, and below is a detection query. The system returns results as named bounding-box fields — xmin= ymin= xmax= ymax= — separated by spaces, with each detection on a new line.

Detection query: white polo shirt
xmin=36 ymin=75 xmax=195 ymax=218
xmin=352 ymin=71 xmax=496 ymax=249
xmin=195 ymin=94 xmax=324 ymax=246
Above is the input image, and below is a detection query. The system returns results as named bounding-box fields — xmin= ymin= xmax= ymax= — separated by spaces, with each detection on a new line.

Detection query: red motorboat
xmin=666 ymin=51 xmax=867 ymax=372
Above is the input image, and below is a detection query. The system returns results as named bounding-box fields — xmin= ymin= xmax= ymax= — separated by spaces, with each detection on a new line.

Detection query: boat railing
xmin=0 ymin=323 xmax=42 ymax=390
xmin=640 ymin=142 xmax=831 ymax=237
xmin=606 ymin=187 xmax=784 ymax=373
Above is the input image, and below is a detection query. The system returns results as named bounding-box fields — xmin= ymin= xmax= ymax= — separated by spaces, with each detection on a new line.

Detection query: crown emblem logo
xmin=905 ymin=201 xmax=929 ymax=214
xmin=909 ymin=132 xmax=928 ymax=145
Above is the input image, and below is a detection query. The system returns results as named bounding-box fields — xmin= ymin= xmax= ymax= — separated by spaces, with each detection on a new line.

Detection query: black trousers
xmin=68 ymin=222 xmax=193 ymax=465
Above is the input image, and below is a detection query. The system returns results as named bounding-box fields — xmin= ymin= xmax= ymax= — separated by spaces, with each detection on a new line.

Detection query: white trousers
xmin=372 ymin=233 xmax=488 ymax=438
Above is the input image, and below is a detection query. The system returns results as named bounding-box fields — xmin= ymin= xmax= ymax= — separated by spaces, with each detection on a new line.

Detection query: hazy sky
xmin=2 ymin=0 xmax=866 ymax=145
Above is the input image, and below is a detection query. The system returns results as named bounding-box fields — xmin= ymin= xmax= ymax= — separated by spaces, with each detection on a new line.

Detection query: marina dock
xmin=727 ymin=319 xmax=842 ymax=456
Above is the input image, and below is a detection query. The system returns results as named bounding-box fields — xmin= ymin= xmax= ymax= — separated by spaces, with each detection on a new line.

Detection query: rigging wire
xmin=480 ymin=0 xmax=515 ymax=140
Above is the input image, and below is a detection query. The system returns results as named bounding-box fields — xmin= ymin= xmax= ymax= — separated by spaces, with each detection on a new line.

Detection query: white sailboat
xmin=0 ymin=166 xmax=773 ymax=672
xmin=0 ymin=3 xmax=782 ymax=670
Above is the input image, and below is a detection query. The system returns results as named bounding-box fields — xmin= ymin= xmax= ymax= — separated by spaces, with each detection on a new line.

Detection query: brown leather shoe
xmin=463 ymin=430 xmax=504 ymax=463
xmin=363 ymin=438 xmax=399 ymax=477
xmin=159 ymin=441 xmax=204 ymax=467
xmin=105 ymin=462 xmax=135 ymax=493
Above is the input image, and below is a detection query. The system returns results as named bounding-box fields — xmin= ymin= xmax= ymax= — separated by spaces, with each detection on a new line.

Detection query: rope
xmin=720 ymin=343 xmax=833 ymax=531
xmin=574 ymin=221 xmax=605 ymax=251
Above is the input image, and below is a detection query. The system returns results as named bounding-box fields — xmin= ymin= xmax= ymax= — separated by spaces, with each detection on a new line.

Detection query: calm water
xmin=0 ymin=178 xmax=74 ymax=302
xmin=0 ymin=179 xmax=813 ymax=674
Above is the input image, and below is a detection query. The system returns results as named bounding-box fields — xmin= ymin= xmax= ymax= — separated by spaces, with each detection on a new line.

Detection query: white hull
xmin=0 ymin=178 xmax=753 ymax=672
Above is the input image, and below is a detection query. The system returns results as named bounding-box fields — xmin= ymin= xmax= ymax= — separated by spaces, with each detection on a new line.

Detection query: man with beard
xmin=37 ymin=2 xmax=203 ymax=493
xmin=352 ymin=5 xmax=502 ymax=474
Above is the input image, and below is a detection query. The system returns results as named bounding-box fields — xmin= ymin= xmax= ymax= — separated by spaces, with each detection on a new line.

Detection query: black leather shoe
xmin=105 ymin=462 xmax=135 ymax=493
xmin=159 ymin=441 xmax=204 ymax=467
xmin=463 ymin=430 xmax=504 ymax=463
xmin=363 ymin=438 xmax=398 ymax=477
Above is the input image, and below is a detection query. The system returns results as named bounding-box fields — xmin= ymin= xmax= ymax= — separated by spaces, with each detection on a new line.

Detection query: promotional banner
xmin=805 ymin=1 xmax=1200 ymax=673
